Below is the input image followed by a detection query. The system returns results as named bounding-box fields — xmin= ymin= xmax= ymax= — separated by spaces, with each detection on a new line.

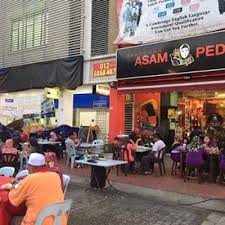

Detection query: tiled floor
xmin=61 ymin=154 xmax=225 ymax=200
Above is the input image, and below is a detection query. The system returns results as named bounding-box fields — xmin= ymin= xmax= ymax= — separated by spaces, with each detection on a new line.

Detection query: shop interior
xmin=125 ymin=90 xmax=225 ymax=149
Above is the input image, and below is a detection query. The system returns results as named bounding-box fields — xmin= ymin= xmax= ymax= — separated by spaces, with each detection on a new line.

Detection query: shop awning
xmin=117 ymin=71 xmax=225 ymax=93
xmin=0 ymin=56 xmax=83 ymax=93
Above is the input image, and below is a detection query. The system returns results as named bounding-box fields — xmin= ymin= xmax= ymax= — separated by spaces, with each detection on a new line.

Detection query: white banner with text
xmin=115 ymin=0 xmax=225 ymax=44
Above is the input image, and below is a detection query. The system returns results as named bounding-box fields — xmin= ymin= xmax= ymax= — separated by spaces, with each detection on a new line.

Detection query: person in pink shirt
xmin=2 ymin=139 xmax=18 ymax=155
xmin=121 ymin=138 xmax=137 ymax=173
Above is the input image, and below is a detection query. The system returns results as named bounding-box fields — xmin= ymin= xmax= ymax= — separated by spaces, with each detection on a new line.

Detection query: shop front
xmin=109 ymin=31 xmax=225 ymax=146
xmin=82 ymin=57 xmax=117 ymax=143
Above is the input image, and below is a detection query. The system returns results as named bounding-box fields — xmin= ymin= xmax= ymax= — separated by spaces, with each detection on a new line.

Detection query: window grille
xmin=0 ymin=0 xmax=84 ymax=68
xmin=11 ymin=12 xmax=48 ymax=51
xmin=124 ymin=103 xmax=134 ymax=135
xmin=91 ymin=0 xmax=109 ymax=56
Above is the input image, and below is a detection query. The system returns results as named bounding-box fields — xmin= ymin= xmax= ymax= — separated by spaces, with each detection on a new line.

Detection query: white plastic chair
xmin=0 ymin=166 xmax=15 ymax=177
xmin=92 ymin=139 xmax=104 ymax=154
xmin=62 ymin=174 xmax=70 ymax=196
xmin=65 ymin=142 xmax=77 ymax=169
xmin=35 ymin=199 xmax=72 ymax=225
xmin=16 ymin=169 xmax=29 ymax=179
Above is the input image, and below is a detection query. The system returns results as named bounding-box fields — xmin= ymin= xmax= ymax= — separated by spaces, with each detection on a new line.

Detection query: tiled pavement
xmin=66 ymin=182 xmax=212 ymax=225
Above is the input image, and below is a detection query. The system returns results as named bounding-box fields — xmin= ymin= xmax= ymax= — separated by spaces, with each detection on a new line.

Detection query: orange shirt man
xmin=8 ymin=153 xmax=66 ymax=225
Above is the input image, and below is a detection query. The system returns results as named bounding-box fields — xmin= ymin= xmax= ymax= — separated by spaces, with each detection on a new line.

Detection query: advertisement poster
xmin=135 ymin=92 xmax=160 ymax=130
xmin=0 ymin=96 xmax=42 ymax=119
xmin=115 ymin=0 xmax=225 ymax=44
xmin=0 ymin=98 xmax=19 ymax=118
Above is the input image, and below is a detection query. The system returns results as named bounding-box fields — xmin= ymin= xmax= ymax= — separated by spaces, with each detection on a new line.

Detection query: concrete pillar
xmin=58 ymin=89 xmax=73 ymax=126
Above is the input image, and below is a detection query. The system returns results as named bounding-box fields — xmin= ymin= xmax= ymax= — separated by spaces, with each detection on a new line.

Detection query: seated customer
xmin=142 ymin=133 xmax=166 ymax=174
xmin=30 ymin=137 xmax=44 ymax=155
xmin=2 ymin=139 xmax=18 ymax=155
xmin=49 ymin=131 xmax=59 ymax=142
xmin=45 ymin=151 xmax=63 ymax=189
xmin=0 ymin=126 xmax=11 ymax=143
xmin=121 ymin=138 xmax=137 ymax=173
xmin=65 ymin=130 xmax=84 ymax=159
xmin=2 ymin=153 xmax=66 ymax=225
xmin=112 ymin=137 xmax=121 ymax=160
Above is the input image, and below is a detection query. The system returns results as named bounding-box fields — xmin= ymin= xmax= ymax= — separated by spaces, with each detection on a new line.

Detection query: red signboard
xmin=93 ymin=61 xmax=116 ymax=77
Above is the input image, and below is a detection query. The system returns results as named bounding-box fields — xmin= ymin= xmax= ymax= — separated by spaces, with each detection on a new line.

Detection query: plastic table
xmin=75 ymin=159 xmax=128 ymax=189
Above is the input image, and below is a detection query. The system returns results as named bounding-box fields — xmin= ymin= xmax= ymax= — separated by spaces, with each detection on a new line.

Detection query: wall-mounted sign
xmin=0 ymin=96 xmax=42 ymax=118
xmin=45 ymin=87 xmax=61 ymax=99
xmin=117 ymin=31 xmax=225 ymax=79
xmin=95 ymin=84 xmax=110 ymax=96
xmin=115 ymin=0 xmax=225 ymax=45
xmin=93 ymin=61 xmax=116 ymax=77
xmin=93 ymin=100 xmax=108 ymax=108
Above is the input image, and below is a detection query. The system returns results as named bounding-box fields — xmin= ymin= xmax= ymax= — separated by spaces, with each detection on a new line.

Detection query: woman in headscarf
xmin=45 ymin=152 xmax=63 ymax=189
xmin=2 ymin=139 xmax=18 ymax=155
xmin=49 ymin=131 xmax=59 ymax=142
xmin=187 ymin=136 xmax=201 ymax=152
xmin=186 ymin=136 xmax=206 ymax=175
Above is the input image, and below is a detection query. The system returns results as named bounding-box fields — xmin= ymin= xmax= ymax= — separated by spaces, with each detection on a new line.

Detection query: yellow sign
xmin=45 ymin=88 xmax=61 ymax=99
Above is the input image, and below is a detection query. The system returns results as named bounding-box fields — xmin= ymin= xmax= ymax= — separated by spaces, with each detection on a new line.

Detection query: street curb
xmin=69 ymin=174 xmax=225 ymax=213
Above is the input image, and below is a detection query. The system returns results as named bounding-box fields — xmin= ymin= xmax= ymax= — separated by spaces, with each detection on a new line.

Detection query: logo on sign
xmin=166 ymin=2 xmax=175 ymax=9
xmin=5 ymin=99 xmax=14 ymax=103
xmin=170 ymin=43 xmax=194 ymax=66
xmin=158 ymin=11 xmax=167 ymax=17
xmin=173 ymin=7 xmax=182 ymax=14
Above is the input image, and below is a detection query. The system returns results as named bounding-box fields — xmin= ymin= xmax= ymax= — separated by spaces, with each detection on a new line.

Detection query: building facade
xmin=0 ymin=0 xmax=84 ymax=127
xmin=110 ymin=0 xmax=225 ymax=147
xmin=75 ymin=0 xmax=118 ymax=143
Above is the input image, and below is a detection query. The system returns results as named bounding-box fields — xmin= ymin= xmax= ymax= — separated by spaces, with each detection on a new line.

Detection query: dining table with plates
xmin=135 ymin=146 xmax=152 ymax=162
xmin=79 ymin=143 xmax=95 ymax=153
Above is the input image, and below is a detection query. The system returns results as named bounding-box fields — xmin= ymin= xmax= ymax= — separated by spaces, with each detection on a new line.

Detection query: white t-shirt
xmin=152 ymin=140 xmax=166 ymax=159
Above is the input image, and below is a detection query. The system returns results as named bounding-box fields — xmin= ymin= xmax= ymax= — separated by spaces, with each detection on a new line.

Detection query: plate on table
xmin=98 ymin=158 xmax=106 ymax=161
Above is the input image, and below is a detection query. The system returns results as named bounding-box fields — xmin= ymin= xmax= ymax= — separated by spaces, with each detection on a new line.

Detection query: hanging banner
xmin=117 ymin=31 xmax=225 ymax=79
xmin=115 ymin=0 xmax=225 ymax=44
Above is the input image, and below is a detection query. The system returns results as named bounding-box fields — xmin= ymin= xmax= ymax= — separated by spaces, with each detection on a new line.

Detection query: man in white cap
xmin=1 ymin=153 xmax=66 ymax=225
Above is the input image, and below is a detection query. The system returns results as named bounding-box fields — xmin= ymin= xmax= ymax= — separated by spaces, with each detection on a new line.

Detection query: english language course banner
xmin=114 ymin=0 xmax=225 ymax=44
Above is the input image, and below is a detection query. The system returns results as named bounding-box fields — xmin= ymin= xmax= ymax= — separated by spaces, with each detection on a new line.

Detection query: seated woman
xmin=171 ymin=136 xmax=184 ymax=161
xmin=121 ymin=138 xmax=137 ymax=173
xmin=19 ymin=142 xmax=32 ymax=170
xmin=202 ymin=135 xmax=218 ymax=153
xmin=2 ymin=139 xmax=18 ymax=155
xmin=135 ymin=133 xmax=151 ymax=147
xmin=186 ymin=136 xmax=206 ymax=169
xmin=45 ymin=152 xmax=63 ymax=189
xmin=202 ymin=135 xmax=219 ymax=173
xmin=49 ymin=131 xmax=59 ymax=142
xmin=22 ymin=142 xmax=31 ymax=156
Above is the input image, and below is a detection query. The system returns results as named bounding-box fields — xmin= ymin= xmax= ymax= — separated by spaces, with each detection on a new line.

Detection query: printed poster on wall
xmin=0 ymin=95 xmax=44 ymax=119
xmin=115 ymin=0 xmax=225 ymax=44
